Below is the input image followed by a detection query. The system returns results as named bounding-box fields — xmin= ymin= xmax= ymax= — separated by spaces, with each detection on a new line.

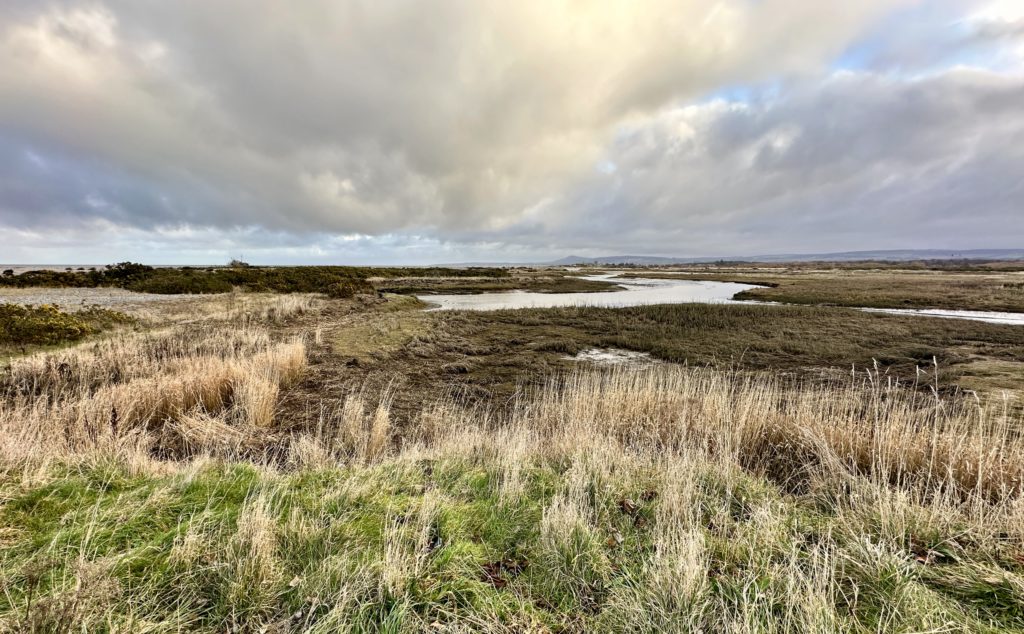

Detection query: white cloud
xmin=0 ymin=0 xmax=1021 ymax=261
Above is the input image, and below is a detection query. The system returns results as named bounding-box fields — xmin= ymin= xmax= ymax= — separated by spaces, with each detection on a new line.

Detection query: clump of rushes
xmin=0 ymin=303 xmax=132 ymax=346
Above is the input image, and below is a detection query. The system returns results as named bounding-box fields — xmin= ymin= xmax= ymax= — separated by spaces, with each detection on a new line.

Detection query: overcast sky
xmin=1 ymin=1 xmax=1022 ymax=264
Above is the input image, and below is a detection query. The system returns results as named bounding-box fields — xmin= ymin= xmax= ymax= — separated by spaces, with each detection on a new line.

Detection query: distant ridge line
xmin=544 ymin=249 xmax=1024 ymax=266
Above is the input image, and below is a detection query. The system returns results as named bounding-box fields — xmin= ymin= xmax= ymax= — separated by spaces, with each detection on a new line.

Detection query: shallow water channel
xmin=418 ymin=274 xmax=759 ymax=311
xmin=418 ymin=273 xmax=1024 ymax=326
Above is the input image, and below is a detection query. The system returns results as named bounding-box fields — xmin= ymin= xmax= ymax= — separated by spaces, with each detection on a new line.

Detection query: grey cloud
xmin=0 ymin=0 xmax=1021 ymax=262
xmin=546 ymin=69 xmax=1024 ymax=255
xmin=0 ymin=0 xmax=901 ymax=237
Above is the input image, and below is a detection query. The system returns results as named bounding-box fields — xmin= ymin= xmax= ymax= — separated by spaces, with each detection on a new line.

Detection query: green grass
xmin=0 ymin=460 xmax=551 ymax=631
xmin=3 ymin=450 xmax=1022 ymax=632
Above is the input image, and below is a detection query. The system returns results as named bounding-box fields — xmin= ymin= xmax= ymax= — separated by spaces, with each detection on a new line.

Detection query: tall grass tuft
xmin=0 ymin=324 xmax=306 ymax=466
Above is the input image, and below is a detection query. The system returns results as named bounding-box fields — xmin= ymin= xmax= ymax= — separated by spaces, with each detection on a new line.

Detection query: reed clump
xmin=0 ymin=324 xmax=306 ymax=466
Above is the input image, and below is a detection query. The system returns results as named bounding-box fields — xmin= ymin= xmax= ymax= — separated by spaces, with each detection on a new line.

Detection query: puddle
xmin=564 ymin=348 xmax=660 ymax=366
xmin=860 ymin=307 xmax=1024 ymax=326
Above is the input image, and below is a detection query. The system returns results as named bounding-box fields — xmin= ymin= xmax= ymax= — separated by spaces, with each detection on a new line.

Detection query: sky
xmin=0 ymin=1 xmax=1022 ymax=264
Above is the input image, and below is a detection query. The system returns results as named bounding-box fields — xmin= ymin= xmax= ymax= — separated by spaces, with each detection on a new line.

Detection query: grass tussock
xmin=222 ymin=293 xmax=323 ymax=325
xmin=0 ymin=324 xmax=306 ymax=466
xmin=2 ymin=346 xmax=1024 ymax=631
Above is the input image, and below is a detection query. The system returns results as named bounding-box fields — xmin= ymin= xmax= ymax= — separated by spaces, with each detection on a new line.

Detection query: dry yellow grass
xmin=2 ymin=302 xmax=1024 ymax=630
xmin=0 ymin=324 xmax=306 ymax=467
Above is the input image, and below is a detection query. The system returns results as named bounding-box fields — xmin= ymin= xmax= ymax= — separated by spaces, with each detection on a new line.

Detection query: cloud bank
xmin=0 ymin=0 xmax=1021 ymax=263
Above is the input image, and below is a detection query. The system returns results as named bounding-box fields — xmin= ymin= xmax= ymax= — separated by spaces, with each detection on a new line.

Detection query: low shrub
xmin=0 ymin=304 xmax=132 ymax=346
xmin=325 ymin=279 xmax=376 ymax=298
xmin=0 ymin=263 xmax=490 ymax=295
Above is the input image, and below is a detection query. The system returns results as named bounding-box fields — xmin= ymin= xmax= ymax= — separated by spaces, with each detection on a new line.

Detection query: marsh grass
xmin=1 ymin=293 xmax=1023 ymax=631
xmin=223 ymin=293 xmax=322 ymax=325
xmin=444 ymin=302 xmax=1024 ymax=399
xmin=0 ymin=323 xmax=306 ymax=466
xmin=2 ymin=322 xmax=1024 ymax=633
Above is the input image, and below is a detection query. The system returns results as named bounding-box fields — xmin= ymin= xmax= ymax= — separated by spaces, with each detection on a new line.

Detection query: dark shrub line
xmin=0 ymin=263 xmax=509 ymax=295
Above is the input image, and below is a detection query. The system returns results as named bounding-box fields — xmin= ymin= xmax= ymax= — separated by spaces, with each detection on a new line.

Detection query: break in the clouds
xmin=0 ymin=0 xmax=1022 ymax=263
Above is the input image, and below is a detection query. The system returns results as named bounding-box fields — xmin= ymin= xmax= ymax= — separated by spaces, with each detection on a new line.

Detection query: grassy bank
xmin=2 ymin=355 xmax=1023 ymax=631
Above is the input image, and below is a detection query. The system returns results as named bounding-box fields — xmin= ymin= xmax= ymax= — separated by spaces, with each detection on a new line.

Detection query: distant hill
xmin=547 ymin=249 xmax=1024 ymax=266
xmin=549 ymin=255 xmax=685 ymax=265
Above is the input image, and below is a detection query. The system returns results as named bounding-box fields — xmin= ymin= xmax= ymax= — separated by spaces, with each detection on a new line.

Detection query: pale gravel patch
xmin=0 ymin=287 xmax=196 ymax=311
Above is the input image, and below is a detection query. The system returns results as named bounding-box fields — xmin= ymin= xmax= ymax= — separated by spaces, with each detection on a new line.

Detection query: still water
xmin=418 ymin=274 xmax=759 ymax=311
xmin=418 ymin=274 xmax=1024 ymax=326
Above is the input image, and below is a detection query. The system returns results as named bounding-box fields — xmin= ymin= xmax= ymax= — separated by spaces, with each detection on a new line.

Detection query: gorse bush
xmin=0 ymin=263 xmax=506 ymax=295
xmin=0 ymin=304 xmax=132 ymax=346
xmin=324 ymin=279 xmax=374 ymax=298
xmin=0 ymin=304 xmax=92 ymax=345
